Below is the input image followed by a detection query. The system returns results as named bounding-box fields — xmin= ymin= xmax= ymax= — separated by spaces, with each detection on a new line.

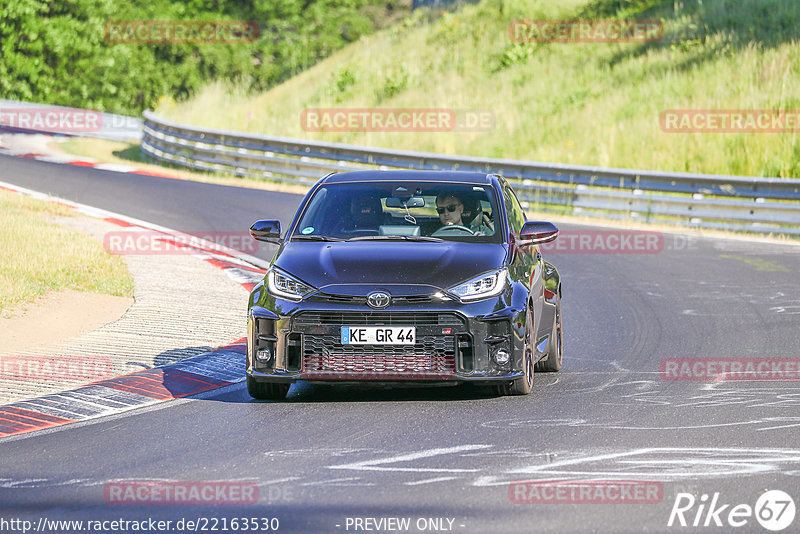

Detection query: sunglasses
xmin=436 ymin=203 xmax=461 ymax=214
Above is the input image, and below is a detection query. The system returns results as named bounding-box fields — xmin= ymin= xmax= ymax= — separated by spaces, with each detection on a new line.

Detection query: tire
xmin=539 ymin=293 xmax=563 ymax=372
xmin=495 ymin=304 xmax=534 ymax=396
xmin=506 ymin=345 xmax=534 ymax=395
xmin=247 ymin=375 xmax=290 ymax=400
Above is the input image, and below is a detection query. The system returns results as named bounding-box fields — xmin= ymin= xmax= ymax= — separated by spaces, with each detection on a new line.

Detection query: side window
xmin=510 ymin=187 xmax=527 ymax=222
xmin=502 ymin=185 xmax=525 ymax=234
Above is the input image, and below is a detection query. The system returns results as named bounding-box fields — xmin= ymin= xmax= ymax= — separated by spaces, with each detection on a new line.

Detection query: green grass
xmin=158 ymin=0 xmax=800 ymax=178
xmin=0 ymin=190 xmax=134 ymax=312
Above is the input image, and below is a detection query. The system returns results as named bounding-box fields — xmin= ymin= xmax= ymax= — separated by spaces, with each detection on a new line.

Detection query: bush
xmin=0 ymin=0 xmax=411 ymax=114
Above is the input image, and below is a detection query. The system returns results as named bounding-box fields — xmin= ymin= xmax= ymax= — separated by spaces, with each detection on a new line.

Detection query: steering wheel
xmin=431 ymin=225 xmax=475 ymax=237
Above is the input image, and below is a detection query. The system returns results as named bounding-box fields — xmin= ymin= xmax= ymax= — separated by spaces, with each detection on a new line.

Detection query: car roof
xmin=321 ymin=170 xmax=494 ymax=185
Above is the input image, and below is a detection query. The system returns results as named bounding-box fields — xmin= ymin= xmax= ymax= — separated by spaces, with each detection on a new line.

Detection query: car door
xmin=502 ymin=180 xmax=543 ymax=346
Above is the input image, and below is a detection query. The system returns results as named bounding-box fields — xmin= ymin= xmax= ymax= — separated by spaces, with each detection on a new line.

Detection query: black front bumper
xmin=246 ymin=293 xmax=528 ymax=386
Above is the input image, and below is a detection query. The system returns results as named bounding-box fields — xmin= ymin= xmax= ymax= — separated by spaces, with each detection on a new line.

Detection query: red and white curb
xmin=0 ymin=179 xmax=268 ymax=439
xmin=0 ymin=179 xmax=269 ymax=283
xmin=0 ymin=145 xmax=186 ymax=180
xmin=0 ymin=340 xmax=247 ymax=438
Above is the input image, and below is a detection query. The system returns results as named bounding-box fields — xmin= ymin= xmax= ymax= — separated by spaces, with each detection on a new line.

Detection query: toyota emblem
xmin=367 ymin=291 xmax=391 ymax=309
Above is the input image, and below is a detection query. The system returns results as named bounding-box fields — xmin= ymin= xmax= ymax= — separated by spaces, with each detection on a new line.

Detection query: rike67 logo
xmin=668 ymin=490 xmax=796 ymax=531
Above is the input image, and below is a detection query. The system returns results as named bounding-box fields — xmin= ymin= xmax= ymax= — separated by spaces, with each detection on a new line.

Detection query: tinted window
xmin=503 ymin=184 xmax=526 ymax=234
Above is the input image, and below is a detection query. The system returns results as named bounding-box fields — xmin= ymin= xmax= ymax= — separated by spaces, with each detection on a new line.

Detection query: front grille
xmin=394 ymin=295 xmax=435 ymax=304
xmin=308 ymin=294 xmax=434 ymax=305
xmin=293 ymin=311 xmax=464 ymax=327
xmin=302 ymin=335 xmax=456 ymax=379
xmin=308 ymin=294 xmax=363 ymax=304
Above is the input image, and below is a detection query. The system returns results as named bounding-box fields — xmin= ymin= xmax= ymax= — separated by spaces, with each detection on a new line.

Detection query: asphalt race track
xmin=2 ymin=152 xmax=800 ymax=533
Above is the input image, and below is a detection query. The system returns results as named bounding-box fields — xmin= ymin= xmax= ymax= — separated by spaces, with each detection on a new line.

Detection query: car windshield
xmin=292 ymin=182 xmax=501 ymax=243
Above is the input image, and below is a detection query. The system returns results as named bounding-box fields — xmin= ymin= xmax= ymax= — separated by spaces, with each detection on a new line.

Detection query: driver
xmin=435 ymin=193 xmax=465 ymax=227
xmin=435 ymin=192 xmax=494 ymax=235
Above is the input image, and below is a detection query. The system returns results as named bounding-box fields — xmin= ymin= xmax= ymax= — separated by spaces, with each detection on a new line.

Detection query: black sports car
xmin=246 ymin=170 xmax=562 ymax=399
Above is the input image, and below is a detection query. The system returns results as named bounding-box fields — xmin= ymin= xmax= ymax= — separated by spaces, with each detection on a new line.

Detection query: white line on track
xmin=404 ymin=476 xmax=460 ymax=486
xmin=329 ymin=445 xmax=492 ymax=473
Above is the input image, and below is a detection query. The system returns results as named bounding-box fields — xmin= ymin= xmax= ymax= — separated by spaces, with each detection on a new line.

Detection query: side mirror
xmin=520 ymin=221 xmax=558 ymax=244
xmin=250 ymin=220 xmax=282 ymax=244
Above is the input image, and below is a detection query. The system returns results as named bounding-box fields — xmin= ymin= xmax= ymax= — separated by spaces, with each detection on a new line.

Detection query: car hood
xmin=274 ymin=241 xmax=508 ymax=295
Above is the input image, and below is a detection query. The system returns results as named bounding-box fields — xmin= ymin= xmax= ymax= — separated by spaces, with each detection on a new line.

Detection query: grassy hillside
xmin=158 ymin=0 xmax=800 ymax=178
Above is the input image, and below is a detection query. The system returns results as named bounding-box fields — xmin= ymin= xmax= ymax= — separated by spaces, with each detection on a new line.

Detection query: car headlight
xmin=448 ymin=268 xmax=508 ymax=301
xmin=267 ymin=268 xmax=315 ymax=301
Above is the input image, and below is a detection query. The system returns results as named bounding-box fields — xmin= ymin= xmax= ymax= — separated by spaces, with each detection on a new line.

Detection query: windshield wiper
xmin=291 ymin=235 xmax=344 ymax=242
xmin=346 ymin=235 xmax=443 ymax=242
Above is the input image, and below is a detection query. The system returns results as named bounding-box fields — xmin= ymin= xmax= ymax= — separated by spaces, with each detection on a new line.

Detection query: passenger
xmin=460 ymin=196 xmax=494 ymax=235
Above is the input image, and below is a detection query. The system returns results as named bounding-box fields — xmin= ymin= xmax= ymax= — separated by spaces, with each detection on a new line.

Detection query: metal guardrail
xmin=141 ymin=110 xmax=800 ymax=235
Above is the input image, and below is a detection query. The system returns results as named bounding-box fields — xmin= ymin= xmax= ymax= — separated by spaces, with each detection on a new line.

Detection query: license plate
xmin=341 ymin=326 xmax=416 ymax=345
